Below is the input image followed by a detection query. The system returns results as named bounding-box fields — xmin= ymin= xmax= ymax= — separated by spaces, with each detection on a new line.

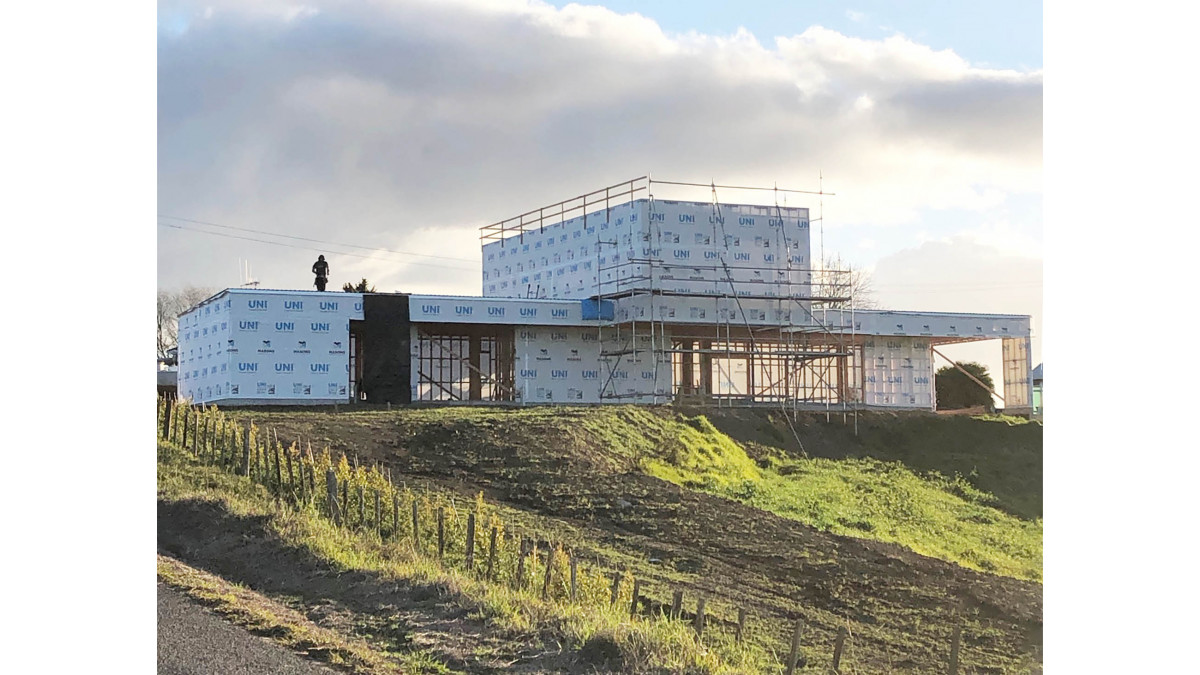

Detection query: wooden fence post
xmin=189 ymin=412 xmax=198 ymax=455
xmin=629 ymin=579 xmax=641 ymax=618
xmin=436 ymin=507 xmax=445 ymax=561
xmin=161 ymin=397 xmax=172 ymax=440
xmin=286 ymin=444 xmax=296 ymax=497
xmin=832 ymin=626 xmax=848 ymax=674
xmin=515 ymin=538 xmax=527 ymax=589
xmin=374 ymin=490 xmax=382 ymax=536
xmin=693 ymin=597 xmax=706 ymax=637
xmin=412 ymin=501 xmax=420 ymax=552
xmin=241 ymin=426 xmax=252 ymax=476
xmin=736 ymin=608 xmax=747 ymax=643
xmin=569 ymin=556 xmax=578 ymax=602
xmin=609 ymin=572 xmax=620 ymax=606
xmin=325 ymin=469 xmax=341 ymax=526
xmin=306 ymin=443 xmax=316 ymax=496
xmin=273 ymin=436 xmax=283 ymax=492
xmin=358 ymin=485 xmax=365 ymax=527
xmin=341 ymin=479 xmax=349 ymax=524
xmin=297 ymin=458 xmax=307 ymax=503
xmin=541 ymin=548 xmax=555 ymax=600
xmin=182 ymin=407 xmax=190 ymax=448
xmin=465 ymin=512 xmax=476 ymax=571
xmin=785 ymin=618 xmax=804 ymax=675
xmin=671 ymin=590 xmax=683 ymax=620
xmin=390 ymin=492 xmax=399 ymax=539
xmin=949 ymin=625 xmax=961 ymax=675
xmin=487 ymin=526 xmax=498 ymax=581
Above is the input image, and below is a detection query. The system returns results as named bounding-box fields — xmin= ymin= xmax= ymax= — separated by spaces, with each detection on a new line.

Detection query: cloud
xmin=158 ymin=0 xmax=1041 ymax=295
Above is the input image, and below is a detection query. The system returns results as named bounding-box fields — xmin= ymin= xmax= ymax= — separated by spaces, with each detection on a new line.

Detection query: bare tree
xmin=814 ymin=255 xmax=880 ymax=310
xmin=158 ymin=286 xmax=216 ymax=359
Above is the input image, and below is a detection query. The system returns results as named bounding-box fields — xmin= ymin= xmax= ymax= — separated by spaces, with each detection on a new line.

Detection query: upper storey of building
xmin=481 ymin=196 xmax=813 ymax=301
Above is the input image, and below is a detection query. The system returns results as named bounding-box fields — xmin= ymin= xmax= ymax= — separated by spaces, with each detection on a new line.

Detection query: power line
xmin=158 ymin=221 xmax=478 ymax=272
xmin=157 ymin=213 xmax=478 ymax=263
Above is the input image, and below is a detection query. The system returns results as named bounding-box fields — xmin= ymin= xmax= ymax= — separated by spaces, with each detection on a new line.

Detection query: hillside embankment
xmin=217 ymin=405 xmax=1042 ymax=673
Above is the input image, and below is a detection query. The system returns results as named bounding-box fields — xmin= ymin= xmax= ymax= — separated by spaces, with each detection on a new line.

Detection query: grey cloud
xmin=158 ymin=1 xmax=1041 ymax=294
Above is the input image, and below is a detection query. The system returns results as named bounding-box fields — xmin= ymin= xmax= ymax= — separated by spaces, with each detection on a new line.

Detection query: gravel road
xmin=157 ymin=583 xmax=336 ymax=675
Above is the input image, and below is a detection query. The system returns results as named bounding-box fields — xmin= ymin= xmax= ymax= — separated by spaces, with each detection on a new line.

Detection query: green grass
xmin=629 ymin=414 xmax=1042 ymax=582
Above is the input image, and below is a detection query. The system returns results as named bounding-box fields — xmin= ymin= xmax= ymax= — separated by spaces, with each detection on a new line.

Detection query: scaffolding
xmin=591 ymin=178 xmax=862 ymax=416
xmin=477 ymin=175 xmax=868 ymax=418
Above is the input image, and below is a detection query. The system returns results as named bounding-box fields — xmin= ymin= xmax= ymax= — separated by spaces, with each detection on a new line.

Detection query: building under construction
xmin=176 ymin=177 xmax=1033 ymax=413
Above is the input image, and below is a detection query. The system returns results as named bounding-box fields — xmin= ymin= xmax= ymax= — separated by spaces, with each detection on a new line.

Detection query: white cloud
xmin=158 ymin=0 xmax=1041 ymax=297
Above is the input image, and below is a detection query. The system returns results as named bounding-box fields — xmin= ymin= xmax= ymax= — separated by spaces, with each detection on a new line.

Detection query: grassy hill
xmin=218 ymin=404 xmax=1042 ymax=673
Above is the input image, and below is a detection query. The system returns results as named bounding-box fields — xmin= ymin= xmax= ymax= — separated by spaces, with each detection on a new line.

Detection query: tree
xmin=342 ymin=278 xmax=376 ymax=293
xmin=935 ymin=361 xmax=996 ymax=410
xmin=157 ymin=286 xmax=216 ymax=359
xmin=815 ymin=255 xmax=880 ymax=309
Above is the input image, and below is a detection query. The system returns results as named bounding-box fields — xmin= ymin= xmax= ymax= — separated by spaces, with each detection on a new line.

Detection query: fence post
xmin=325 ymin=469 xmax=341 ymax=526
xmin=693 ymin=597 xmax=706 ymax=637
xmin=286 ymin=444 xmax=296 ymax=497
xmin=569 ymin=556 xmax=578 ymax=602
xmin=391 ymin=492 xmax=399 ymax=540
xmin=465 ymin=512 xmax=476 ymax=571
xmin=182 ymin=407 xmax=190 ymax=448
xmin=671 ymin=590 xmax=683 ymax=620
xmin=949 ymin=625 xmax=961 ymax=675
xmin=341 ymin=479 xmax=349 ymax=524
xmin=241 ymin=426 xmax=252 ymax=476
xmin=161 ymin=397 xmax=173 ymax=440
xmin=629 ymin=579 xmax=641 ymax=618
xmin=437 ymin=507 xmax=445 ymax=561
xmin=412 ymin=501 xmax=420 ymax=552
xmin=273 ymin=436 xmax=283 ymax=492
xmin=297 ymin=458 xmax=307 ymax=503
xmin=736 ymin=608 xmax=747 ymax=643
xmin=306 ymin=443 xmax=316 ymax=496
xmin=609 ymin=572 xmax=620 ymax=606
xmin=487 ymin=526 xmax=498 ymax=581
xmin=374 ymin=490 xmax=382 ymax=536
xmin=832 ymin=626 xmax=848 ymax=674
xmin=515 ymin=538 xmax=527 ymax=589
xmin=358 ymin=485 xmax=365 ymax=527
xmin=785 ymin=618 xmax=804 ymax=675
xmin=190 ymin=412 xmax=199 ymax=455
xmin=541 ymin=548 xmax=555 ymax=600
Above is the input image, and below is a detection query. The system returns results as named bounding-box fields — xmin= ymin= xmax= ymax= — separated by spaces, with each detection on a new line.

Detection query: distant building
xmin=175 ymin=178 xmax=1034 ymax=412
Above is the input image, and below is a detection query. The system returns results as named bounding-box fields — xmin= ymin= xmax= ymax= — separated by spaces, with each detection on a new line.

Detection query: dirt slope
xmin=234 ymin=406 xmax=1043 ymax=673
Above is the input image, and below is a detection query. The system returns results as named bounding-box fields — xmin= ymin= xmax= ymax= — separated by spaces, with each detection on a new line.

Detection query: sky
xmin=157 ymin=0 xmax=1043 ymax=399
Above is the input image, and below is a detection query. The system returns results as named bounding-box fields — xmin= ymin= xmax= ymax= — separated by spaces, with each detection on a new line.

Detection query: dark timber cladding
xmin=358 ymin=294 xmax=412 ymax=404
